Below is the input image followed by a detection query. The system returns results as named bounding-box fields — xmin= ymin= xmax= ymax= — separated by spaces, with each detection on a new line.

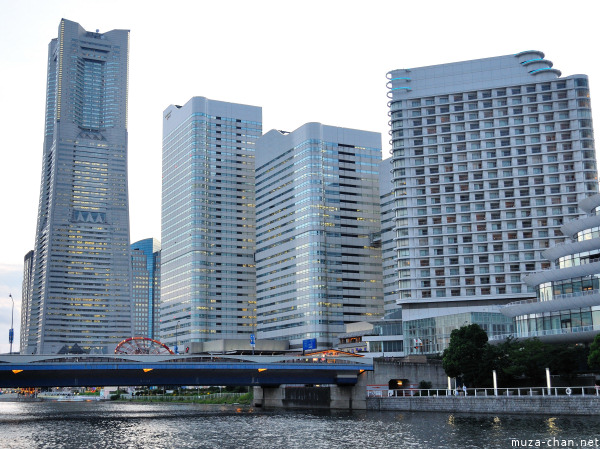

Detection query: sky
xmin=0 ymin=0 xmax=598 ymax=353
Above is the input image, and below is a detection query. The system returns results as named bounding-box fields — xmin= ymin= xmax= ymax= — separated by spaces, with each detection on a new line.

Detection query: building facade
xmin=380 ymin=158 xmax=399 ymax=313
xmin=131 ymin=238 xmax=161 ymax=339
xmin=255 ymin=123 xmax=384 ymax=349
xmin=498 ymin=194 xmax=600 ymax=344
xmin=19 ymin=250 xmax=34 ymax=353
xmin=22 ymin=19 xmax=132 ymax=354
xmin=388 ymin=51 xmax=598 ymax=354
xmin=161 ymin=97 xmax=261 ymax=349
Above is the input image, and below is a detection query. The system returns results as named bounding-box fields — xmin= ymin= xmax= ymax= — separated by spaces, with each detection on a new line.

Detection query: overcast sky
xmin=0 ymin=0 xmax=598 ymax=353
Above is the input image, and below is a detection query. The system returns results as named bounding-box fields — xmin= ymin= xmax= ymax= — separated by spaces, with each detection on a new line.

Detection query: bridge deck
xmin=0 ymin=354 xmax=373 ymax=388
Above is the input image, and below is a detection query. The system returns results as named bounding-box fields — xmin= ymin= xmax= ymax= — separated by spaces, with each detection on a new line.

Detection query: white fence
xmin=368 ymin=386 xmax=600 ymax=398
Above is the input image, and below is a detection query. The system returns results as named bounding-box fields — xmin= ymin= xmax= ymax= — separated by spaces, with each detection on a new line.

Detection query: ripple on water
xmin=1 ymin=402 xmax=600 ymax=449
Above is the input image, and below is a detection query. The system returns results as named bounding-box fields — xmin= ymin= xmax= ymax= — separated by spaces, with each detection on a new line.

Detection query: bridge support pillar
xmin=253 ymin=374 xmax=367 ymax=410
xmin=330 ymin=384 xmax=365 ymax=410
xmin=253 ymin=386 xmax=283 ymax=408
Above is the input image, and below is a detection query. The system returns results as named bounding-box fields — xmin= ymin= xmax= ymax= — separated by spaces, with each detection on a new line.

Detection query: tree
xmin=588 ymin=334 xmax=600 ymax=371
xmin=501 ymin=339 xmax=589 ymax=385
xmin=442 ymin=324 xmax=492 ymax=387
xmin=503 ymin=338 xmax=549 ymax=384
xmin=549 ymin=344 xmax=588 ymax=382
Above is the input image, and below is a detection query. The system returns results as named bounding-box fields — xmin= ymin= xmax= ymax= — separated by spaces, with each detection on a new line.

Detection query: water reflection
xmin=1 ymin=402 xmax=600 ymax=449
xmin=547 ymin=417 xmax=560 ymax=435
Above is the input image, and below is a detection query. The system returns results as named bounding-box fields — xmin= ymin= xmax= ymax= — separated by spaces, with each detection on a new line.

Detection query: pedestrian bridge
xmin=0 ymin=354 xmax=373 ymax=388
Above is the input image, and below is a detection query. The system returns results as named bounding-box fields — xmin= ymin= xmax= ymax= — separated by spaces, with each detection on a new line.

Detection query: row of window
xmin=390 ymin=80 xmax=587 ymax=110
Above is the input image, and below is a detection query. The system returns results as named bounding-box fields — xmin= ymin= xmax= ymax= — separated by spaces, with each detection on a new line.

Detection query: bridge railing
xmin=0 ymin=354 xmax=374 ymax=366
xmin=369 ymin=386 xmax=600 ymax=398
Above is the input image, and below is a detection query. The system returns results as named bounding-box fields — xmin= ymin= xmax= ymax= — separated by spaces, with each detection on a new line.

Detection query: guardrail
xmin=0 ymin=354 xmax=374 ymax=366
xmin=490 ymin=324 xmax=600 ymax=341
xmin=501 ymin=288 xmax=600 ymax=310
xmin=369 ymin=386 xmax=600 ymax=398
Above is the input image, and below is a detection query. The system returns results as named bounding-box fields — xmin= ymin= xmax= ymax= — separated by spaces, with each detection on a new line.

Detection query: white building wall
xmin=388 ymin=51 xmax=598 ymax=352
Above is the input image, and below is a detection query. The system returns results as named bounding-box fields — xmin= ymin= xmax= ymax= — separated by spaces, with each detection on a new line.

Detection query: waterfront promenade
xmin=368 ymin=386 xmax=600 ymax=416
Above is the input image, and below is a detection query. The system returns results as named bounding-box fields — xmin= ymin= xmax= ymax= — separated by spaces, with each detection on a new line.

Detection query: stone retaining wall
xmin=367 ymin=396 xmax=600 ymax=416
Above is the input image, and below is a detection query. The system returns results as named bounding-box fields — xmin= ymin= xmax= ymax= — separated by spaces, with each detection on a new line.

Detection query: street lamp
xmin=8 ymin=294 xmax=14 ymax=355
xmin=175 ymin=321 xmax=180 ymax=354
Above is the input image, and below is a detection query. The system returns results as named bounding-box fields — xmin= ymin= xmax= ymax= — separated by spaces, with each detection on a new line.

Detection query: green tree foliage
xmin=443 ymin=325 xmax=591 ymax=387
xmin=503 ymin=338 xmax=589 ymax=383
xmin=552 ymin=344 xmax=588 ymax=382
xmin=503 ymin=338 xmax=549 ymax=383
xmin=588 ymin=334 xmax=600 ymax=371
xmin=442 ymin=324 xmax=493 ymax=387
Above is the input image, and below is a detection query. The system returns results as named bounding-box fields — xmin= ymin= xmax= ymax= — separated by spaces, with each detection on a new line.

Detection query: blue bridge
xmin=0 ymin=354 xmax=373 ymax=388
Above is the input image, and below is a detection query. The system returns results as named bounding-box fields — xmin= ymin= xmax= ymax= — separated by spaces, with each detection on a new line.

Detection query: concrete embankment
xmin=367 ymin=396 xmax=600 ymax=416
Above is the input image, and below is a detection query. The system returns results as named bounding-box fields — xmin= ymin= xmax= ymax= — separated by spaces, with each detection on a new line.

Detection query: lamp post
xmin=8 ymin=294 xmax=14 ymax=355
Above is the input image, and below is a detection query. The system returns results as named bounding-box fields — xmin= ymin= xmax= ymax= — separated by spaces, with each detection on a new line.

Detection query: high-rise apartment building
xmin=131 ymin=238 xmax=161 ymax=339
xmin=387 ymin=51 xmax=598 ymax=354
xmin=161 ymin=97 xmax=261 ymax=348
xmin=255 ymin=123 xmax=384 ymax=349
xmin=22 ymin=19 xmax=132 ymax=355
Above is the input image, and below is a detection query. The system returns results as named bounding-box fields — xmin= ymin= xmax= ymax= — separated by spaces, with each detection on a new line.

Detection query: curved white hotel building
xmin=387 ymin=51 xmax=598 ymax=353
xmin=500 ymin=194 xmax=600 ymax=343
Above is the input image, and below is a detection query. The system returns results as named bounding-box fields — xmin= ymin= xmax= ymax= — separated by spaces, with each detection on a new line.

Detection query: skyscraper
xmin=161 ymin=97 xmax=261 ymax=349
xmin=131 ymin=238 xmax=161 ymax=339
xmin=255 ymin=123 xmax=384 ymax=349
xmin=387 ymin=51 xmax=598 ymax=354
xmin=22 ymin=19 xmax=132 ymax=354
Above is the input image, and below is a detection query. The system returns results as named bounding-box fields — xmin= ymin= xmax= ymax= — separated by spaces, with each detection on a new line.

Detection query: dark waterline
xmin=1 ymin=401 xmax=600 ymax=449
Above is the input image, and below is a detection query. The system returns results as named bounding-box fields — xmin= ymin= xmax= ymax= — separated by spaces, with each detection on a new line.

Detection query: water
xmin=1 ymin=401 xmax=600 ymax=448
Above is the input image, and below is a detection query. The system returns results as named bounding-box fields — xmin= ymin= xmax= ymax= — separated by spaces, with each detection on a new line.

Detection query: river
xmin=1 ymin=401 xmax=599 ymax=448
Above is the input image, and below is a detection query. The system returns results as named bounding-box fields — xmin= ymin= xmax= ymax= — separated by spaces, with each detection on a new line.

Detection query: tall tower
xmin=388 ymin=51 xmax=598 ymax=353
xmin=161 ymin=97 xmax=261 ymax=349
xmin=131 ymin=238 xmax=161 ymax=339
xmin=23 ymin=19 xmax=132 ymax=354
xmin=255 ymin=123 xmax=384 ymax=349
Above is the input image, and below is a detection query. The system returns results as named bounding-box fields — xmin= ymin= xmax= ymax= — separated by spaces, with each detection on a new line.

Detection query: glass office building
xmin=22 ymin=19 xmax=132 ymax=354
xmin=387 ymin=51 xmax=598 ymax=353
xmin=255 ymin=123 xmax=384 ymax=349
xmin=131 ymin=238 xmax=161 ymax=339
xmin=161 ymin=97 xmax=261 ymax=348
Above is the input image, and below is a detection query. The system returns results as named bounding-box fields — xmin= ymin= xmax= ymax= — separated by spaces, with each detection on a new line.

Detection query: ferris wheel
xmin=114 ymin=337 xmax=174 ymax=355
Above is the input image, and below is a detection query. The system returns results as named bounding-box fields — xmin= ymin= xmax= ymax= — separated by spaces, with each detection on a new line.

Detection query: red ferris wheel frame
xmin=114 ymin=337 xmax=175 ymax=355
